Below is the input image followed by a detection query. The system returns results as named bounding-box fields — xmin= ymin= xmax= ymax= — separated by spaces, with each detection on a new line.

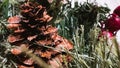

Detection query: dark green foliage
xmin=0 ymin=0 xmax=9 ymax=19
xmin=55 ymin=2 xmax=110 ymax=39
xmin=54 ymin=2 xmax=110 ymax=54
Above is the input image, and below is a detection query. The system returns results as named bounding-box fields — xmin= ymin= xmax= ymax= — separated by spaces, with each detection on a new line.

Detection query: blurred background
xmin=75 ymin=0 xmax=120 ymax=13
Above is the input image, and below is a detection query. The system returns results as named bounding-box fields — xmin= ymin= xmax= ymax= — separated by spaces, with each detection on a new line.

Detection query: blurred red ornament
xmin=102 ymin=31 xmax=113 ymax=38
xmin=104 ymin=14 xmax=120 ymax=33
xmin=113 ymin=6 xmax=120 ymax=17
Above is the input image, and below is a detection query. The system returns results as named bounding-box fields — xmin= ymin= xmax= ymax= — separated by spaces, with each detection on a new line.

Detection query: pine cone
xmin=7 ymin=1 xmax=73 ymax=68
